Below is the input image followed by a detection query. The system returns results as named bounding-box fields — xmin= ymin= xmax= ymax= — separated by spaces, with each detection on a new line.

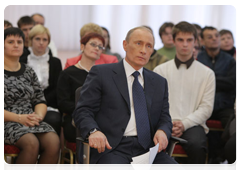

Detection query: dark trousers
xmin=43 ymin=110 xmax=62 ymax=136
xmin=224 ymin=133 xmax=236 ymax=164
xmin=177 ymin=125 xmax=207 ymax=164
xmin=207 ymin=108 xmax=235 ymax=163
xmin=96 ymin=136 xmax=177 ymax=164
xmin=62 ymin=114 xmax=76 ymax=142
xmin=210 ymin=108 xmax=235 ymax=128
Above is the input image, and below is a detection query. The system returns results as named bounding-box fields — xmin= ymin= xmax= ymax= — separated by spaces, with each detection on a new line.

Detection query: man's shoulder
xmin=220 ymin=50 xmax=235 ymax=61
xmin=154 ymin=59 xmax=173 ymax=71
xmin=194 ymin=60 xmax=214 ymax=74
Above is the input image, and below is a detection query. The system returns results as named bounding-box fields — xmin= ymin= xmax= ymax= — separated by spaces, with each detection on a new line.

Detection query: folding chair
xmin=76 ymin=135 xmax=187 ymax=164
xmin=4 ymin=144 xmax=20 ymax=164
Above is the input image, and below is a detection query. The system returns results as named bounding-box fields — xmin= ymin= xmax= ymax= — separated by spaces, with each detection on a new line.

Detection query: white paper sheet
xmin=131 ymin=143 xmax=159 ymax=164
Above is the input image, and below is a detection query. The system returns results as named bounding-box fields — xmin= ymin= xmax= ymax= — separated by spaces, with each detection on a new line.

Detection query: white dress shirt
xmin=123 ymin=59 xmax=144 ymax=136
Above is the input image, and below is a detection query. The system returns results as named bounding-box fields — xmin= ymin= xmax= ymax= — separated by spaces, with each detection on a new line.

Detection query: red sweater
xmin=64 ymin=53 xmax=118 ymax=69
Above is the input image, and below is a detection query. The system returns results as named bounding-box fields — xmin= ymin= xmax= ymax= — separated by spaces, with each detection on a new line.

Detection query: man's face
xmin=20 ymin=24 xmax=34 ymax=47
xmin=32 ymin=15 xmax=45 ymax=25
xmin=123 ymin=29 xmax=154 ymax=70
xmin=161 ymin=27 xmax=174 ymax=48
xmin=174 ymin=32 xmax=195 ymax=59
xmin=202 ymin=29 xmax=220 ymax=50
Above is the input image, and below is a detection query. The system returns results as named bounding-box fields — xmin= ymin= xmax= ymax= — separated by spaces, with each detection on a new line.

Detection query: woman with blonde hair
xmin=21 ymin=24 xmax=62 ymax=136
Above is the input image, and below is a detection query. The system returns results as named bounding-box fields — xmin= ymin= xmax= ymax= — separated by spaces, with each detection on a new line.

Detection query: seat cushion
xmin=66 ymin=141 xmax=76 ymax=152
xmin=173 ymin=144 xmax=187 ymax=154
xmin=206 ymin=120 xmax=223 ymax=129
xmin=4 ymin=144 xmax=20 ymax=154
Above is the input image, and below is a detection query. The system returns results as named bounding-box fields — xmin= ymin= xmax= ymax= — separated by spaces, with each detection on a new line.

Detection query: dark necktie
xmin=132 ymin=71 xmax=152 ymax=149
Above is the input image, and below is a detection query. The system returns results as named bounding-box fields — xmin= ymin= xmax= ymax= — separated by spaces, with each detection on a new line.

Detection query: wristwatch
xmin=89 ymin=128 xmax=98 ymax=135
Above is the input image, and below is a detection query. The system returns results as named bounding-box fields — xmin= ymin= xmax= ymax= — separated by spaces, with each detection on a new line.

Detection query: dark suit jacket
xmin=73 ymin=60 xmax=172 ymax=163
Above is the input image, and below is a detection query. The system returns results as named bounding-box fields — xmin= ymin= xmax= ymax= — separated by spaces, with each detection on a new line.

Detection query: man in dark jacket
xmin=197 ymin=26 xmax=236 ymax=163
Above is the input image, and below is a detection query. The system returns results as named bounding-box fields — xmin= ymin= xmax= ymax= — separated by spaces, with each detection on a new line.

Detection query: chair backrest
xmin=74 ymin=86 xmax=87 ymax=164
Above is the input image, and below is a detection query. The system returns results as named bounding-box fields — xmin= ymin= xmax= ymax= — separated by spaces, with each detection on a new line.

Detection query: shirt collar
xmin=174 ymin=55 xmax=194 ymax=69
xmin=123 ymin=59 xmax=143 ymax=78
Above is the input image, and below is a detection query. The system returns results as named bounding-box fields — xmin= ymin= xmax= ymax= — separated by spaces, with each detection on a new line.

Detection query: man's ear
xmin=123 ymin=40 xmax=128 ymax=52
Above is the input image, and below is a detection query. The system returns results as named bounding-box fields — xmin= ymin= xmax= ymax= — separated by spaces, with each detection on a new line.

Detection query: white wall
xmin=4 ymin=5 xmax=237 ymax=58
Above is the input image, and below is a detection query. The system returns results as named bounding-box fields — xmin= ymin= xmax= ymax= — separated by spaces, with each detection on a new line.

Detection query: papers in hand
xmin=131 ymin=143 xmax=159 ymax=164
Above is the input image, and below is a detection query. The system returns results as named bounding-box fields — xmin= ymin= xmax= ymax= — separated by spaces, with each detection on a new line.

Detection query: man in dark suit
xmin=73 ymin=26 xmax=177 ymax=164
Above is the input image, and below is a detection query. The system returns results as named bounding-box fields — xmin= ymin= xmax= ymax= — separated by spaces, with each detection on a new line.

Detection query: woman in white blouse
xmin=21 ymin=25 xmax=62 ymax=136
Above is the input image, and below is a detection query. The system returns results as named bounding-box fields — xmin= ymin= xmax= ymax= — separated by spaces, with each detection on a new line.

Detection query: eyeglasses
xmin=89 ymin=42 xmax=105 ymax=51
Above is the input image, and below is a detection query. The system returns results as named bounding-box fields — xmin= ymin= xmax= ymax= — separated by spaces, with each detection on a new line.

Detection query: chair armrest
xmin=170 ymin=136 xmax=187 ymax=144
xmin=165 ymin=136 xmax=187 ymax=156
xmin=76 ymin=137 xmax=88 ymax=143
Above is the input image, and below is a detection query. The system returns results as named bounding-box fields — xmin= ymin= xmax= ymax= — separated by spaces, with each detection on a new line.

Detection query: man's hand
xmin=172 ymin=121 xmax=185 ymax=137
xmin=153 ymin=130 xmax=168 ymax=152
xmin=88 ymin=131 xmax=112 ymax=153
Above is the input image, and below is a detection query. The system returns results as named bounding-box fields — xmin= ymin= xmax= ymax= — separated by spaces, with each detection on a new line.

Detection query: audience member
xmin=219 ymin=29 xmax=236 ymax=60
xmin=57 ymin=33 xmax=105 ymax=143
xmin=197 ymin=26 xmax=236 ymax=163
xmin=73 ymin=26 xmax=177 ymax=164
xmin=20 ymin=25 xmax=62 ymax=136
xmin=101 ymin=26 xmax=122 ymax=61
xmin=17 ymin=16 xmax=35 ymax=60
xmin=4 ymin=20 xmax=12 ymax=29
xmin=31 ymin=13 xmax=58 ymax=57
xmin=154 ymin=21 xmax=215 ymax=164
xmin=193 ymin=23 xmax=204 ymax=50
xmin=157 ymin=22 xmax=176 ymax=60
xmin=4 ymin=27 xmax=60 ymax=163
xmin=64 ymin=23 xmax=118 ymax=69
xmin=222 ymin=101 xmax=236 ymax=164
xmin=142 ymin=25 xmax=169 ymax=71
xmin=193 ymin=38 xmax=201 ymax=59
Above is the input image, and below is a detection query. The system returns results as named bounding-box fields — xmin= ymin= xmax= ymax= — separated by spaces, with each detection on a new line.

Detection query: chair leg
xmin=69 ymin=150 xmax=75 ymax=170
xmin=10 ymin=156 xmax=15 ymax=164
xmin=60 ymin=150 xmax=65 ymax=170
xmin=4 ymin=155 xmax=7 ymax=170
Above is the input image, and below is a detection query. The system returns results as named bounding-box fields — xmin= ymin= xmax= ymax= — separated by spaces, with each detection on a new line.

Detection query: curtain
xmin=4 ymin=5 xmax=236 ymax=58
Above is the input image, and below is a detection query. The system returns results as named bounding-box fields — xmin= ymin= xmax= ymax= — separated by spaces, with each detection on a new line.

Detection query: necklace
xmin=4 ymin=62 xmax=21 ymax=72
xmin=78 ymin=60 xmax=89 ymax=72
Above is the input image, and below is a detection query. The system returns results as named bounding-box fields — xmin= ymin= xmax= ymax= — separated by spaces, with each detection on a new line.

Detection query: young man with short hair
xmin=154 ymin=21 xmax=215 ymax=164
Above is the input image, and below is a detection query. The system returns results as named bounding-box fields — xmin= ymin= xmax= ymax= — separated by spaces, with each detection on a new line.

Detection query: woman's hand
xmin=19 ymin=112 xmax=42 ymax=127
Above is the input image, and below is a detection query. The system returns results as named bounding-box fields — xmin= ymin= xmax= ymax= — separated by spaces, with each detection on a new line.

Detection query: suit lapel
xmin=143 ymin=69 xmax=155 ymax=113
xmin=112 ymin=61 xmax=131 ymax=111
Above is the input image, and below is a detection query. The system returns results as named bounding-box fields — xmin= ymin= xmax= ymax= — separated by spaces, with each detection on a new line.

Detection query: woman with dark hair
xmin=57 ymin=32 xmax=105 ymax=142
xmin=101 ymin=26 xmax=122 ymax=61
xmin=20 ymin=24 xmax=62 ymax=136
xmin=4 ymin=27 xmax=60 ymax=164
